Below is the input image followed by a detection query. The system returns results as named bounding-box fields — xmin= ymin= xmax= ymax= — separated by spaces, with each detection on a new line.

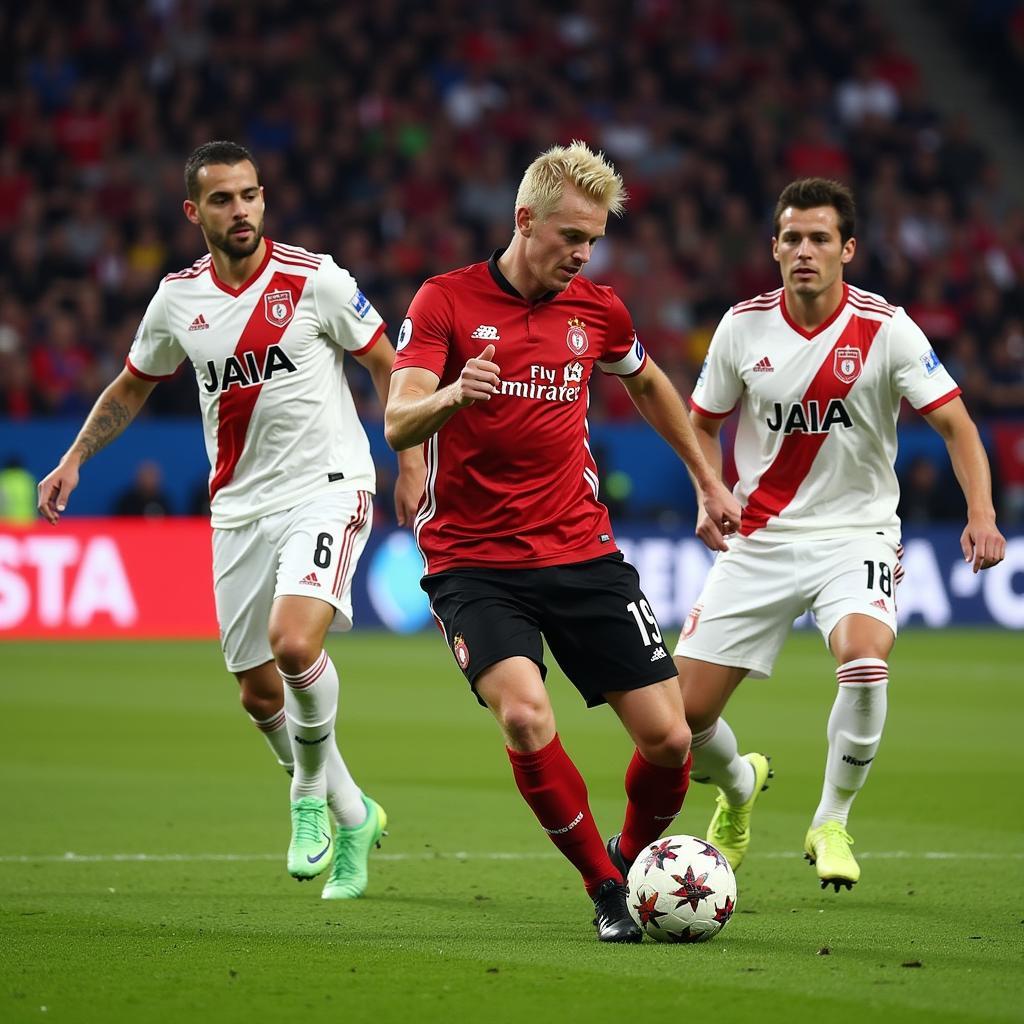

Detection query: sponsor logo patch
xmin=350 ymin=290 xmax=371 ymax=318
xmin=299 ymin=572 xmax=321 ymax=587
xmin=471 ymin=324 xmax=500 ymax=340
xmin=397 ymin=317 xmax=413 ymax=351
xmin=842 ymin=753 xmax=874 ymax=767
xmin=188 ymin=314 xmax=210 ymax=331
xmin=752 ymin=356 xmax=773 ymax=372
xmin=920 ymin=349 xmax=941 ymax=376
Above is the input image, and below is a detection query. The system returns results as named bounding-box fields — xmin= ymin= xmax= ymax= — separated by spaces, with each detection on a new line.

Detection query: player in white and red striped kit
xmin=676 ymin=178 xmax=1005 ymax=889
xmin=38 ymin=141 xmax=425 ymax=898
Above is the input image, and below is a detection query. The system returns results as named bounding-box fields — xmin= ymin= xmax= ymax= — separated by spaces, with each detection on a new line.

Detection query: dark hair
xmin=184 ymin=141 xmax=258 ymax=201
xmin=773 ymin=178 xmax=856 ymax=243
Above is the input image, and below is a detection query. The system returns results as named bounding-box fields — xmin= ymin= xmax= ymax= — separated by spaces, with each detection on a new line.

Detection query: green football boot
xmin=321 ymin=795 xmax=388 ymax=900
xmin=706 ymin=752 xmax=772 ymax=871
xmin=287 ymin=796 xmax=334 ymax=880
xmin=804 ymin=821 xmax=860 ymax=891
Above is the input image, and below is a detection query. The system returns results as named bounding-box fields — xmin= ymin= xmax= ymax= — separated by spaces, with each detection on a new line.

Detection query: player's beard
xmin=208 ymin=217 xmax=265 ymax=260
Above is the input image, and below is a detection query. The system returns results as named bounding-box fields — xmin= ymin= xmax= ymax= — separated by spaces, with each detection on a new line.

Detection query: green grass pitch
xmin=1 ymin=630 xmax=1021 ymax=1024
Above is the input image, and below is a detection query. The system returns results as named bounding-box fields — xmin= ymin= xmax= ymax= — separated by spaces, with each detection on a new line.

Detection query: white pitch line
xmin=0 ymin=850 xmax=1021 ymax=865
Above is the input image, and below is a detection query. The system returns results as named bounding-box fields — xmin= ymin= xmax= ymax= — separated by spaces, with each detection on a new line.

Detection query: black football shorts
xmin=421 ymin=553 xmax=677 ymax=708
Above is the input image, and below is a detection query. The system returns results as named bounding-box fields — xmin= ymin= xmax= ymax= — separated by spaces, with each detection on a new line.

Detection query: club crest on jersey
xmin=453 ymin=633 xmax=470 ymax=671
xmin=833 ymin=346 xmax=862 ymax=384
xmin=264 ymin=289 xmax=295 ymax=327
xmin=566 ymin=317 xmax=589 ymax=356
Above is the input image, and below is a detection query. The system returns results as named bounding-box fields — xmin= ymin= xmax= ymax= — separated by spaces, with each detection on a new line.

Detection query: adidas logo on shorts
xmin=299 ymin=572 xmax=321 ymax=587
xmin=650 ymin=646 xmax=667 ymax=662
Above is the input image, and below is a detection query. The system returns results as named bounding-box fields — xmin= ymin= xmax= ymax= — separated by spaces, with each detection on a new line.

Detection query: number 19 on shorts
xmin=626 ymin=599 xmax=663 ymax=646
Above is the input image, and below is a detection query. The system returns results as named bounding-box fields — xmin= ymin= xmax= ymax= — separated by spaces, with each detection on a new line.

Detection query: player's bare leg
xmin=604 ymin=678 xmax=691 ymax=877
xmin=270 ymin=595 xmax=365 ymax=880
xmin=237 ymin=661 xmax=292 ymax=773
xmin=477 ymin=659 xmax=639 ymax=942
xmin=676 ymin=658 xmax=771 ymax=871
xmin=806 ymin=614 xmax=894 ymax=891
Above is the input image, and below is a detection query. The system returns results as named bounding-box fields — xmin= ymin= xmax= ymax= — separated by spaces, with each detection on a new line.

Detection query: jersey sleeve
xmin=889 ymin=307 xmax=961 ymax=414
xmin=314 ymin=256 xmax=386 ymax=355
xmin=391 ymin=280 xmax=454 ymax=378
xmin=690 ymin=310 xmax=742 ymax=418
xmin=126 ymin=284 xmax=186 ymax=380
xmin=596 ymin=293 xmax=647 ymax=377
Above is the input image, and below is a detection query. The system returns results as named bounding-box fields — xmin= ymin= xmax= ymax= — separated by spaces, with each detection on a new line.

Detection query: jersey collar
xmin=209 ymin=238 xmax=275 ymax=297
xmin=780 ymin=282 xmax=849 ymax=339
xmin=487 ymin=249 xmax=558 ymax=303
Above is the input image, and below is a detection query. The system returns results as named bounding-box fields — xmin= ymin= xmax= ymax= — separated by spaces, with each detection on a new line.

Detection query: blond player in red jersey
xmin=38 ymin=141 xmax=425 ymax=898
xmin=386 ymin=141 xmax=741 ymax=941
xmin=677 ymin=178 xmax=1005 ymax=890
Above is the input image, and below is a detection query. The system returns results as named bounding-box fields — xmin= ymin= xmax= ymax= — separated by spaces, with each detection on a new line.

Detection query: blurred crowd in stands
xmin=2 ymin=0 xmax=1023 ymax=521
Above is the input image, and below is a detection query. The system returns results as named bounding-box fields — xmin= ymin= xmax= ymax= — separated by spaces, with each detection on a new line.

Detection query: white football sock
xmin=326 ymin=746 xmax=367 ymax=829
xmin=812 ymin=659 xmax=889 ymax=828
xmin=248 ymin=706 xmax=294 ymax=773
xmin=281 ymin=650 xmax=338 ymax=801
xmin=690 ymin=718 xmax=755 ymax=805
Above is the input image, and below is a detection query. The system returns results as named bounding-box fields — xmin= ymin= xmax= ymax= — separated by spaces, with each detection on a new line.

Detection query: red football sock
xmin=507 ymin=734 xmax=617 ymax=897
xmin=618 ymin=749 xmax=692 ymax=870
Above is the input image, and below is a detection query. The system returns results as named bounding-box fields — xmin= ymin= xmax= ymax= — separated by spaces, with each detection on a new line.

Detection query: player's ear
xmin=515 ymin=205 xmax=533 ymax=237
xmin=183 ymin=199 xmax=200 ymax=225
xmin=841 ymin=236 xmax=856 ymax=264
xmin=771 ymin=237 xmax=780 ymax=263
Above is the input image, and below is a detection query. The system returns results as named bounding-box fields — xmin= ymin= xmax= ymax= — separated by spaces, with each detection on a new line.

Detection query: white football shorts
xmin=674 ymin=532 xmax=900 ymax=678
xmin=212 ymin=489 xmax=373 ymax=673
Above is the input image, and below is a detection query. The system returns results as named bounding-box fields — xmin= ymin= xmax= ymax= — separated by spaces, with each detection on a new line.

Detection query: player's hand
xmin=394 ymin=459 xmax=427 ymax=528
xmin=961 ymin=515 xmax=1005 ymax=573
xmin=37 ymin=461 xmax=80 ymax=525
xmin=697 ymin=481 xmax=742 ymax=552
xmin=452 ymin=344 xmax=501 ymax=407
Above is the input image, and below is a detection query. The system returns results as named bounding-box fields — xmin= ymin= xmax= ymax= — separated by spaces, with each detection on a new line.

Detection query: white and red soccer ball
xmin=626 ymin=834 xmax=737 ymax=942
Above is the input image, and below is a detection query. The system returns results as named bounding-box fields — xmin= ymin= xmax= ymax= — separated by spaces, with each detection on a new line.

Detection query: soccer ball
xmin=625 ymin=834 xmax=737 ymax=942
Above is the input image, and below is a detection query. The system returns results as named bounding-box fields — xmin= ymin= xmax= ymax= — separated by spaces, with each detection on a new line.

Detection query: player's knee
xmin=640 ymin=721 xmax=692 ymax=768
xmin=270 ymin=632 xmax=320 ymax=677
xmin=239 ymin=687 xmax=280 ymax=721
xmin=498 ymin=699 xmax=554 ymax=750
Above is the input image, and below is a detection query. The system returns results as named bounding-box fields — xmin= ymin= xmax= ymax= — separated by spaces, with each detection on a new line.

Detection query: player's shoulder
xmin=423 ymin=260 xmax=490 ymax=290
xmin=730 ymin=287 xmax=783 ymax=316
xmin=561 ymin=275 xmax=627 ymax=322
xmin=411 ymin=261 xmax=490 ymax=308
xmin=269 ymin=239 xmax=328 ymax=275
xmin=565 ymin=273 xmax=616 ymax=303
xmin=161 ymin=253 xmax=212 ymax=286
xmin=846 ymin=284 xmax=897 ymax=320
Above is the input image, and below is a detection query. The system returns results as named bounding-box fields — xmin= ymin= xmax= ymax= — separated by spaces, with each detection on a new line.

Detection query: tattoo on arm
xmin=74 ymin=396 xmax=134 ymax=462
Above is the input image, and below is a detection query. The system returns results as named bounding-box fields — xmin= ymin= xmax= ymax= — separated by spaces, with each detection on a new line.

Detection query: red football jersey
xmin=393 ymin=253 xmax=648 ymax=574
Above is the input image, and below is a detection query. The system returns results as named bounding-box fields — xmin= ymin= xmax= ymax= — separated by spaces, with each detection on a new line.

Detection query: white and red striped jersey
xmin=691 ymin=283 xmax=960 ymax=539
xmin=393 ymin=253 xmax=647 ymax=574
xmin=127 ymin=240 xmax=385 ymax=528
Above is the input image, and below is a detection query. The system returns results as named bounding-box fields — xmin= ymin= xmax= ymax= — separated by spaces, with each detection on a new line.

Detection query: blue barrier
xmin=354 ymin=525 xmax=1023 ymax=633
xmin=0 ymin=417 xmax=976 ymax=519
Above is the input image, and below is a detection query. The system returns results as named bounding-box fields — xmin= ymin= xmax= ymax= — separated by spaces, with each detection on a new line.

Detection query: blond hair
xmin=515 ymin=140 xmax=627 ymax=221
